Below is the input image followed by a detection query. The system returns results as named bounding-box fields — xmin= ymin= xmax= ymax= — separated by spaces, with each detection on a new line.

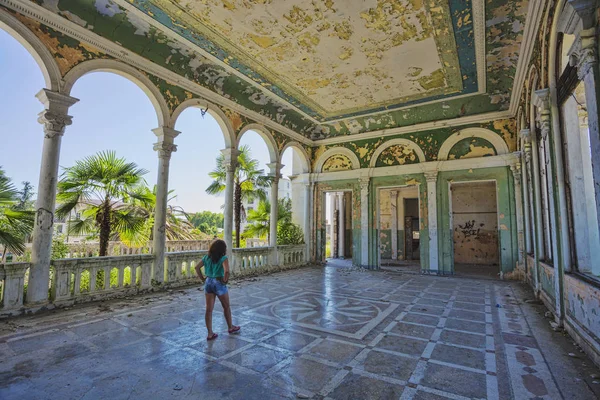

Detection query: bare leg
xmin=217 ymin=292 xmax=234 ymax=329
xmin=205 ymin=293 xmax=216 ymax=337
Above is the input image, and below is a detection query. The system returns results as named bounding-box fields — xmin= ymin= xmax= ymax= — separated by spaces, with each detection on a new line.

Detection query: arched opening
xmin=57 ymin=71 xmax=161 ymax=257
xmin=236 ymin=128 xmax=275 ymax=248
xmin=170 ymin=106 xmax=227 ymax=245
xmin=555 ymin=17 xmax=600 ymax=276
xmin=280 ymin=144 xmax=310 ymax=247
xmin=0 ymin=28 xmax=46 ymax=264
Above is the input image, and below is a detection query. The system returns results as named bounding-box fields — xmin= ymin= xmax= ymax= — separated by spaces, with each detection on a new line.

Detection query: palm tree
xmin=0 ymin=168 xmax=34 ymax=260
xmin=244 ymin=198 xmax=294 ymax=242
xmin=206 ymin=145 xmax=272 ymax=248
xmin=131 ymin=185 xmax=198 ymax=243
xmin=56 ymin=151 xmax=151 ymax=256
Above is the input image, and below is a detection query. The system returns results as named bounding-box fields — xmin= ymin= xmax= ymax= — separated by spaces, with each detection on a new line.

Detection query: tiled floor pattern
xmin=0 ymin=265 xmax=597 ymax=399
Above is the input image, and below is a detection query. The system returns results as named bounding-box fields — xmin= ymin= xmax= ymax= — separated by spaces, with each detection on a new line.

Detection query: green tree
xmin=245 ymin=198 xmax=294 ymax=242
xmin=16 ymin=181 xmax=35 ymax=210
xmin=0 ymin=167 xmax=34 ymax=260
xmin=56 ymin=151 xmax=151 ymax=256
xmin=130 ymin=185 xmax=198 ymax=244
xmin=189 ymin=211 xmax=223 ymax=235
xmin=206 ymin=145 xmax=272 ymax=248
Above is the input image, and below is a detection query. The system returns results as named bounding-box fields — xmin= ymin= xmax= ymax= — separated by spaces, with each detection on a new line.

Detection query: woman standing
xmin=195 ymin=239 xmax=241 ymax=340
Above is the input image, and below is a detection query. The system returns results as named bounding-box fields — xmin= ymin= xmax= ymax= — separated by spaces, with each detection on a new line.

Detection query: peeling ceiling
xmin=130 ymin=0 xmax=478 ymax=122
xmin=26 ymin=0 xmax=529 ymax=138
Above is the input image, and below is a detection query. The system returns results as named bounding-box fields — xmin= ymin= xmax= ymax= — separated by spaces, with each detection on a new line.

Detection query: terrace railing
xmin=0 ymin=244 xmax=308 ymax=317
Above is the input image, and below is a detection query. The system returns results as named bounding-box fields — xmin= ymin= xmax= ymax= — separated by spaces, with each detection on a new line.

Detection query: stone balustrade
xmin=0 ymin=244 xmax=309 ymax=317
xmin=165 ymin=250 xmax=207 ymax=284
xmin=63 ymin=239 xmax=213 ymax=258
xmin=51 ymin=255 xmax=154 ymax=306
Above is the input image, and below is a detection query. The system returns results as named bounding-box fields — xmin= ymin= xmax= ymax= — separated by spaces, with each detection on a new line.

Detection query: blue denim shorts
xmin=204 ymin=277 xmax=228 ymax=296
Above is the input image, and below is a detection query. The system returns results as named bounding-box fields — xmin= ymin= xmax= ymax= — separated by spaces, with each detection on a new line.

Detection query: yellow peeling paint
xmin=418 ymin=69 xmax=446 ymax=90
xmin=248 ymin=33 xmax=276 ymax=48
xmin=500 ymin=224 xmax=508 ymax=230
xmin=493 ymin=119 xmax=517 ymax=152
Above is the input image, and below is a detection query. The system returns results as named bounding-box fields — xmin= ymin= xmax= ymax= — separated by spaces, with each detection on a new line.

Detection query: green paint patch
xmin=448 ymin=138 xmax=496 ymax=160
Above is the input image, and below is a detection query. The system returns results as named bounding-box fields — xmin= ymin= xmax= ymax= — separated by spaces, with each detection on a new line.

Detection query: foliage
xmin=56 ymin=151 xmax=151 ymax=256
xmin=244 ymin=198 xmax=304 ymax=245
xmin=0 ymin=167 xmax=34 ymax=258
xmin=131 ymin=185 xmax=199 ymax=244
xmin=206 ymin=145 xmax=272 ymax=247
xmin=16 ymin=181 xmax=35 ymax=210
xmin=189 ymin=211 xmax=223 ymax=236
xmin=51 ymin=235 xmax=69 ymax=260
xmin=277 ymin=222 xmax=304 ymax=245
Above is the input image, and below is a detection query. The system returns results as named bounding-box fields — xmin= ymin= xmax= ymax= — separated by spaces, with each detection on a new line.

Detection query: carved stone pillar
xmin=338 ymin=192 xmax=345 ymax=259
xmin=329 ymin=193 xmax=336 ymax=259
xmin=303 ymin=181 xmax=313 ymax=262
xmin=28 ymin=89 xmax=78 ymax=304
xmin=221 ymin=148 xmax=239 ymax=257
xmin=151 ymin=127 xmax=179 ymax=283
xmin=569 ymin=0 xmax=600 ymax=241
xmin=267 ymin=162 xmax=283 ymax=265
xmin=390 ymin=190 xmax=398 ymax=260
xmin=520 ymin=128 xmax=534 ymax=255
xmin=511 ymin=161 xmax=525 ymax=265
xmin=359 ymin=177 xmax=370 ymax=267
xmin=425 ymin=171 xmax=439 ymax=273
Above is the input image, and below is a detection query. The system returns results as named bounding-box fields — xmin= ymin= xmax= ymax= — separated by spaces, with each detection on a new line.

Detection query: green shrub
xmin=277 ymin=223 xmax=304 ymax=245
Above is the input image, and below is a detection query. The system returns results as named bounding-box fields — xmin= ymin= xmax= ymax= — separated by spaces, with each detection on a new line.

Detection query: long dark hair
xmin=208 ymin=239 xmax=227 ymax=263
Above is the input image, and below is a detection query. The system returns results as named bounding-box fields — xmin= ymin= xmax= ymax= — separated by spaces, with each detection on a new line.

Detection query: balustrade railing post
xmin=2 ymin=263 xmax=29 ymax=311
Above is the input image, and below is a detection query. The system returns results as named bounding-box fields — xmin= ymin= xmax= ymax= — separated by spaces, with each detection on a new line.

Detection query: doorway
xmin=324 ymin=191 xmax=353 ymax=262
xmin=378 ymin=186 xmax=421 ymax=273
xmin=451 ymin=181 xmax=500 ymax=278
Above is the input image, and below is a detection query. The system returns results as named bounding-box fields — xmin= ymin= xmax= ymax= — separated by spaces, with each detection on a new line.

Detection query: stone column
xmin=151 ymin=127 xmax=179 ymax=283
xmin=425 ymin=172 xmax=439 ymax=273
xmin=520 ymin=129 xmax=533 ymax=253
xmin=267 ymin=162 xmax=283 ymax=248
xmin=329 ymin=193 xmax=336 ymax=258
xmin=390 ymin=190 xmax=398 ymax=260
xmin=27 ymin=89 xmax=78 ymax=304
xmin=569 ymin=1 xmax=600 ymax=246
xmin=303 ymin=181 xmax=313 ymax=262
xmin=536 ymin=89 xmax=565 ymax=323
xmin=338 ymin=192 xmax=345 ymax=259
xmin=511 ymin=161 xmax=525 ymax=265
xmin=359 ymin=177 xmax=370 ymax=267
xmin=221 ymin=148 xmax=239 ymax=257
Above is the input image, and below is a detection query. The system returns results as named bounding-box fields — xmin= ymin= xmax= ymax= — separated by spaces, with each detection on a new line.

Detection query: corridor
xmin=1 ymin=265 xmax=599 ymax=399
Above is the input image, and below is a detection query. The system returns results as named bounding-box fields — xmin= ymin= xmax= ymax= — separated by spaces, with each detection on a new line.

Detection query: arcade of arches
xmin=2 ymin=0 xmax=600 ymax=398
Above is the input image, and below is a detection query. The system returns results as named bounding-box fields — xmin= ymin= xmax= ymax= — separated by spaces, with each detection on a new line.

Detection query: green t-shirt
xmin=202 ymin=254 xmax=227 ymax=278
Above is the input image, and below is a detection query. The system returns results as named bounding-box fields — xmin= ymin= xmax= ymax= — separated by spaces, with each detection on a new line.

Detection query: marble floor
xmin=1 ymin=264 xmax=599 ymax=399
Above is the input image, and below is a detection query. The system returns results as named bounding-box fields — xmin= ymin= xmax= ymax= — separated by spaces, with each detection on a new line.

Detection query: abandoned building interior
xmin=1 ymin=0 xmax=600 ymax=398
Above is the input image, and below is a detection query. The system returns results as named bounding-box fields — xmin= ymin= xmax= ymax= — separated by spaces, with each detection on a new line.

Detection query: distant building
xmin=240 ymin=177 xmax=291 ymax=234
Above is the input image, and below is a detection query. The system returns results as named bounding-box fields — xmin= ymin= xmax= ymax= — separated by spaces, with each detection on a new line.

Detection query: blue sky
xmin=0 ymin=29 xmax=292 ymax=213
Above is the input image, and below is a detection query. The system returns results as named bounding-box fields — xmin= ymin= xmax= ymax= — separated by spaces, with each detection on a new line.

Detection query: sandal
xmin=207 ymin=333 xmax=218 ymax=341
xmin=228 ymin=326 xmax=241 ymax=334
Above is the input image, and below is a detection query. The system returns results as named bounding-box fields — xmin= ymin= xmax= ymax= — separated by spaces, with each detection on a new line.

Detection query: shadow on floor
xmin=325 ymin=258 xmax=353 ymax=268
xmin=454 ymin=263 xmax=501 ymax=280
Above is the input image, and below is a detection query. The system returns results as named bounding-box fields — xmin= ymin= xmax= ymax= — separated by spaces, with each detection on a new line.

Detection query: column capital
xmin=359 ymin=176 xmax=370 ymax=190
xmin=569 ymin=28 xmax=598 ymax=79
xmin=36 ymin=89 xmax=79 ymax=139
xmin=267 ymin=162 xmax=284 ymax=179
xmin=153 ymin=141 xmax=177 ymax=159
xmin=424 ymin=171 xmax=438 ymax=183
xmin=519 ymin=128 xmax=531 ymax=144
xmin=510 ymin=163 xmax=522 ymax=184
xmin=37 ymin=111 xmax=73 ymax=139
xmin=390 ymin=189 xmax=398 ymax=197
xmin=221 ymin=148 xmax=240 ymax=172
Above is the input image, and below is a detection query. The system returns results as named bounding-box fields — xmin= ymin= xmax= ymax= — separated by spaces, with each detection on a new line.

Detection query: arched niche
xmin=0 ymin=10 xmax=61 ymax=91
xmin=238 ymin=123 xmax=278 ymax=164
xmin=280 ymin=142 xmax=311 ymax=174
xmin=170 ymin=98 xmax=235 ymax=148
xmin=369 ymin=138 xmax=426 ymax=168
xmin=62 ymin=59 xmax=170 ymax=127
xmin=437 ymin=128 xmax=510 ymax=161
xmin=447 ymin=137 xmax=498 ymax=160
xmin=315 ymin=147 xmax=360 ymax=173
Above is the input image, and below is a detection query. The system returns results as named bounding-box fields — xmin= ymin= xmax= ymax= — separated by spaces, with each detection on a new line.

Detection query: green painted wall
xmin=437 ymin=166 xmax=518 ymax=275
